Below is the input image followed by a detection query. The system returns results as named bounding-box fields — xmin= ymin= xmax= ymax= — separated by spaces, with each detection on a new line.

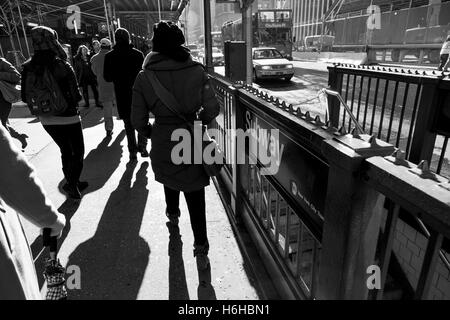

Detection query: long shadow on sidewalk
xmin=33 ymin=131 xmax=126 ymax=283
xmin=58 ymin=130 xmax=126 ymax=196
xmin=66 ymin=161 xmax=150 ymax=299
xmin=167 ymin=222 xmax=190 ymax=300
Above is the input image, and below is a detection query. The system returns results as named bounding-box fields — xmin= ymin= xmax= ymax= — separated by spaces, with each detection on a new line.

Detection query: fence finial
xmin=391 ymin=149 xmax=409 ymax=167
xmin=338 ymin=126 xmax=347 ymax=136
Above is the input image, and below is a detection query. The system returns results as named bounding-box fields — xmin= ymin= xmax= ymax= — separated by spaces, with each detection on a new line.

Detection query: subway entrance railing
xmin=208 ymin=69 xmax=450 ymax=300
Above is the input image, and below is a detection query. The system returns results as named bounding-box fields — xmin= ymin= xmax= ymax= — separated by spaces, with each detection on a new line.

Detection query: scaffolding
xmin=0 ymin=0 xmax=186 ymax=67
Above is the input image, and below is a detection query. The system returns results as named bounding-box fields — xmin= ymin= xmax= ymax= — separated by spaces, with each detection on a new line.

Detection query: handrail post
xmin=317 ymin=135 xmax=395 ymax=299
xmin=327 ymin=65 xmax=342 ymax=129
xmin=231 ymin=85 xmax=243 ymax=223
xmin=408 ymin=79 xmax=439 ymax=164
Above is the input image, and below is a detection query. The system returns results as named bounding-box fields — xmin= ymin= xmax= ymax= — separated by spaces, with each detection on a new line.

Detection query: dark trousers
xmin=164 ymin=186 xmax=208 ymax=247
xmin=123 ymin=117 xmax=147 ymax=154
xmin=438 ymin=53 xmax=449 ymax=70
xmin=43 ymin=122 xmax=85 ymax=186
xmin=81 ymin=83 xmax=100 ymax=106
xmin=0 ymin=98 xmax=12 ymax=128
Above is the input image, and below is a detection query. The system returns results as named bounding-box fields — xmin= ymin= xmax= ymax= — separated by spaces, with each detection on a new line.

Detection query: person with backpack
xmin=0 ymin=123 xmax=66 ymax=299
xmin=91 ymin=38 xmax=115 ymax=137
xmin=74 ymin=45 xmax=102 ymax=109
xmin=104 ymin=28 xmax=148 ymax=161
xmin=131 ymin=21 xmax=220 ymax=270
xmin=0 ymin=57 xmax=21 ymax=130
xmin=21 ymin=26 xmax=87 ymax=199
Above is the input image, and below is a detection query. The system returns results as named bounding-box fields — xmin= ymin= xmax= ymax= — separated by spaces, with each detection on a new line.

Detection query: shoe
xmin=196 ymin=254 xmax=210 ymax=271
xmin=106 ymin=130 xmax=113 ymax=137
xmin=77 ymin=181 xmax=89 ymax=192
xmin=62 ymin=183 xmax=81 ymax=199
xmin=166 ymin=209 xmax=180 ymax=226
xmin=129 ymin=152 xmax=138 ymax=161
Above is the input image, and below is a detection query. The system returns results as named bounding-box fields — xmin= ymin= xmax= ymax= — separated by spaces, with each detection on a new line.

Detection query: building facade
xmin=288 ymin=0 xmax=334 ymax=46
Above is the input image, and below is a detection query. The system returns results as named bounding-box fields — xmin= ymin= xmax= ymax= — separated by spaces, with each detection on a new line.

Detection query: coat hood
xmin=142 ymin=51 xmax=198 ymax=71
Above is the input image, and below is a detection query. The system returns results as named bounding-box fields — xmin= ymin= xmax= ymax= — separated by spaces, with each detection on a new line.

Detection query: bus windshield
xmin=258 ymin=29 xmax=291 ymax=44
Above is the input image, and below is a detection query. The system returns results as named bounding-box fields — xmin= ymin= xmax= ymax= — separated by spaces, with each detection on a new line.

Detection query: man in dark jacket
xmin=104 ymin=28 xmax=147 ymax=160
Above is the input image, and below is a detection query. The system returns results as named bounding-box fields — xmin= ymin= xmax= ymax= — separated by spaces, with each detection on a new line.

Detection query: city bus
xmin=221 ymin=8 xmax=293 ymax=60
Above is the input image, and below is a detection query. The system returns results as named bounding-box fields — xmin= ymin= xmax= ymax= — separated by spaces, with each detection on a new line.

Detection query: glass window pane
xmin=254 ymin=167 xmax=262 ymax=217
xmin=261 ymin=176 xmax=269 ymax=228
xmin=288 ymin=211 xmax=300 ymax=276
xmin=298 ymin=222 xmax=316 ymax=290
xmin=268 ymin=184 xmax=278 ymax=241
xmin=277 ymin=197 xmax=289 ymax=255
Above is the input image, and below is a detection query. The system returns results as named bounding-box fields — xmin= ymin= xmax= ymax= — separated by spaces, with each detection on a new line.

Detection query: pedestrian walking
xmin=0 ymin=123 xmax=66 ymax=300
xmin=74 ymin=45 xmax=102 ymax=109
xmin=438 ymin=35 xmax=450 ymax=71
xmin=131 ymin=21 xmax=220 ymax=270
xmin=92 ymin=39 xmax=101 ymax=55
xmin=21 ymin=26 xmax=88 ymax=199
xmin=104 ymin=28 xmax=148 ymax=161
xmin=0 ymin=57 xmax=21 ymax=130
xmin=91 ymin=38 xmax=115 ymax=137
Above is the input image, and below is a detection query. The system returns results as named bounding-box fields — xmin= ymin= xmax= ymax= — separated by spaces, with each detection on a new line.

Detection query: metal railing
xmin=328 ymin=64 xmax=450 ymax=179
xmin=209 ymin=72 xmax=450 ymax=300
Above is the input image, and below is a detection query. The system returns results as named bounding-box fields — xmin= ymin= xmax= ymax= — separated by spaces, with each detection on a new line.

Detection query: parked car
xmin=198 ymin=47 xmax=224 ymax=66
xmin=212 ymin=47 xmax=224 ymax=66
xmin=252 ymin=47 xmax=294 ymax=82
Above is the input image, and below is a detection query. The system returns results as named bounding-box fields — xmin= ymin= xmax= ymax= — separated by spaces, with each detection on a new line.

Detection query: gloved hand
xmin=41 ymin=213 xmax=66 ymax=238
xmin=142 ymin=124 xmax=152 ymax=139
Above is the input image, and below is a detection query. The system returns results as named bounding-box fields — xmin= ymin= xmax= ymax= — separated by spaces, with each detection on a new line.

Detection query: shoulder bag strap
xmin=143 ymin=70 xmax=190 ymax=124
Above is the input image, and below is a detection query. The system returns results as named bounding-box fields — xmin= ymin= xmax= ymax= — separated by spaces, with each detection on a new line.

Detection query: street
xmin=216 ymin=60 xmax=449 ymax=178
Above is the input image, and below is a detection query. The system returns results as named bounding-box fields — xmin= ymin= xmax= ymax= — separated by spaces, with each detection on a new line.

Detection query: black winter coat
xmin=104 ymin=43 xmax=144 ymax=119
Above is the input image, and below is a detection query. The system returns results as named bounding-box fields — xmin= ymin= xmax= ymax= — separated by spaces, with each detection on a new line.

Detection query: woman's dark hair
xmin=74 ymin=45 xmax=89 ymax=59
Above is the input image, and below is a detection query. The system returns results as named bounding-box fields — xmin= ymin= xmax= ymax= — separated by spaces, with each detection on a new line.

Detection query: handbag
xmin=0 ymin=80 xmax=21 ymax=103
xmin=144 ymin=70 xmax=224 ymax=177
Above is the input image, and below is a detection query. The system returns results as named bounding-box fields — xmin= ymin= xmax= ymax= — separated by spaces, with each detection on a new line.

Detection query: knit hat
xmin=100 ymin=38 xmax=112 ymax=48
xmin=151 ymin=21 xmax=190 ymax=62
xmin=31 ymin=26 xmax=67 ymax=60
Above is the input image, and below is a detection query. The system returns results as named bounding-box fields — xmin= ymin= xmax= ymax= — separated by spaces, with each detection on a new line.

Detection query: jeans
xmin=102 ymin=100 xmax=115 ymax=132
xmin=123 ymin=117 xmax=147 ymax=154
xmin=164 ymin=186 xmax=208 ymax=249
xmin=43 ymin=122 xmax=85 ymax=186
xmin=81 ymin=83 xmax=100 ymax=107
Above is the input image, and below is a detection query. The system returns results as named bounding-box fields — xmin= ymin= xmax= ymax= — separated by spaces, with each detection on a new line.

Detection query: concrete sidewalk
xmin=7 ymin=105 xmax=261 ymax=300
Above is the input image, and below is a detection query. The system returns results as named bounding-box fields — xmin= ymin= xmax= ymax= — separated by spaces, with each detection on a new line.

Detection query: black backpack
xmin=25 ymin=65 xmax=69 ymax=116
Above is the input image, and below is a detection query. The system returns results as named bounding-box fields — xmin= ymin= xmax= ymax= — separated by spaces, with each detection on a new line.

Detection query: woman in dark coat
xmin=131 ymin=21 xmax=220 ymax=270
xmin=74 ymin=45 xmax=101 ymax=108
